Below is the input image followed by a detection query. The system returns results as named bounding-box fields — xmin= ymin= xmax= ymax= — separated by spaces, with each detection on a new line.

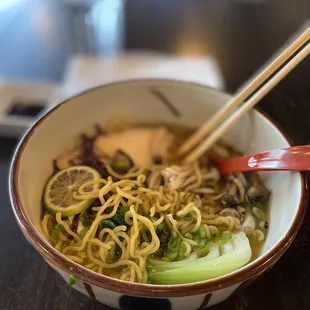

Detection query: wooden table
xmin=1 ymin=0 xmax=310 ymax=309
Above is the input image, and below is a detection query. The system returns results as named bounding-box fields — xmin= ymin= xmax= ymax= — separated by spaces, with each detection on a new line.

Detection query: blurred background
xmin=0 ymin=0 xmax=309 ymax=143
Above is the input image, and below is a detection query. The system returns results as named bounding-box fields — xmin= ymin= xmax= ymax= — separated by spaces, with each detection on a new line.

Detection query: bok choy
xmin=147 ymin=231 xmax=251 ymax=284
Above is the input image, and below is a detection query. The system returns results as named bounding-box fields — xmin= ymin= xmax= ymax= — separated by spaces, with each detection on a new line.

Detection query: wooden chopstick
xmin=183 ymin=40 xmax=310 ymax=163
xmin=178 ymin=26 xmax=310 ymax=158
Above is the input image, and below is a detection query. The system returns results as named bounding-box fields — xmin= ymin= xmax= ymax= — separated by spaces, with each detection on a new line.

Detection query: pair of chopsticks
xmin=178 ymin=25 xmax=310 ymax=163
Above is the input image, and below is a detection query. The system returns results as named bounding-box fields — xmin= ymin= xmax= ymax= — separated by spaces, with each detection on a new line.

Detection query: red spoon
xmin=213 ymin=145 xmax=310 ymax=174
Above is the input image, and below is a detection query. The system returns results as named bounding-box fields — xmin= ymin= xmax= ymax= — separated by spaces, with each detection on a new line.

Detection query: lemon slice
xmin=44 ymin=166 xmax=101 ymax=217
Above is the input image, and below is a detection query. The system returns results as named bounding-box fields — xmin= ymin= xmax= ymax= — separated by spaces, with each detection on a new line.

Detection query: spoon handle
xmin=214 ymin=145 xmax=310 ymax=173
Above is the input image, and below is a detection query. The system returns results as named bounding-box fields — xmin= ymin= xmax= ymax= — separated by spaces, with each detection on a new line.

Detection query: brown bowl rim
xmin=9 ymin=79 xmax=308 ymax=297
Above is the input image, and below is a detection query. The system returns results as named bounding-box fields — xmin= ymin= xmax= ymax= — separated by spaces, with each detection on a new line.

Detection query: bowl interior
xmin=14 ymin=79 xmax=302 ymax=275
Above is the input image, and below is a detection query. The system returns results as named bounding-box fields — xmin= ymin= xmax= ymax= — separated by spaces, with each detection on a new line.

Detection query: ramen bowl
xmin=9 ymin=80 xmax=307 ymax=310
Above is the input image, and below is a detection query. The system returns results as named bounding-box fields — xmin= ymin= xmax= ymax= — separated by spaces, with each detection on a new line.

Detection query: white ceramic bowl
xmin=9 ymin=80 xmax=307 ymax=310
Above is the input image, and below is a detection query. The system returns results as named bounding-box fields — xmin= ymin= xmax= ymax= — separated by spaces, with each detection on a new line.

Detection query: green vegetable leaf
xmin=156 ymin=221 xmax=166 ymax=234
xmin=118 ymin=205 xmax=130 ymax=218
xmin=251 ymin=201 xmax=264 ymax=209
xmin=81 ymin=217 xmax=90 ymax=227
xmin=184 ymin=232 xmax=193 ymax=240
xmin=112 ymin=213 xmax=124 ymax=225
xmin=147 ymin=232 xmax=251 ymax=284
xmin=197 ymin=225 xmax=207 ymax=239
xmin=54 ymin=224 xmax=65 ymax=231
xmin=106 ymin=207 xmax=113 ymax=214
xmin=213 ymin=231 xmax=232 ymax=244
xmin=197 ymin=239 xmax=208 ymax=249
xmin=68 ymin=275 xmax=76 ymax=286
xmin=167 ymin=234 xmax=181 ymax=252
xmin=100 ymin=219 xmax=117 ymax=230
xmin=51 ymin=224 xmax=65 ymax=239
xmin=80 ymin=227 xmax=89 ymax=237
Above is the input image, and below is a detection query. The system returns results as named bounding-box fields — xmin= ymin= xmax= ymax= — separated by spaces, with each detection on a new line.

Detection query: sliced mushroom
xmin=220 ymin=208 xmax=240 ymax=218
xmin=242 ymin=212 xmax=256 ymax=235
xmin=237 ymin=206 xmax=247 ymax=214
xmin=229 ymin=175 xmax=246 ymax=202
xmin=247 ymin=184 xmax=270 ymax=204
xmin=235 ymin=172 xmax=247 ymax=187
xmin=228 ymin=183 xmax=238 ymax=196
xmin=147 ymin=170 xmax=162 ymax=189
xmin=220 ymin=194 xmax=239 ymax=207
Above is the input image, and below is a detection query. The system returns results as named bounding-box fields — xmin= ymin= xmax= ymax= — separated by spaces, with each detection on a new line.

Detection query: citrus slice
xmin=44 ymin=166 xmax=101 ymax=217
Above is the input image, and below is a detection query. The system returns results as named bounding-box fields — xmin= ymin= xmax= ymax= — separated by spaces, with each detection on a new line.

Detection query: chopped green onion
xmin=68 ymin=275 xmax=76 ymax=286
xmin=178 ymin=244 xmax=187 ymax=259
xmin=156 ymin=221 xmax=166 ymax=234
xmin=213 ymin=231 xmax=232 ymax=243
xmin=183 ymin=213 xmax=192 ymax=221
xmin=54 ymin=224 xmax=65 ymax=231
xmin=112 ymin=213 xmax=124 ymax=225
xmin=115 ymin=244 xmax=122 ymax=260
xmin=168 ymin=234 xmax=181 ymax=252
xmin=118 ymin=205 xmax=130 ymax=218
xmin=106 ymin=254 xmax=116 ymax=264
xmin=260 ymin=227 xmax=268 ymax=235
xmin=149 ymin=217 xmax=158 ymax=223
xmin=154 ymin=247 xmax=163 ymax=258
xmin=100 ymin=219 xmax=116 ymax=230
xmin=160 ymin=256 xmax=173 ymax=262
xmin=184 ymin=232 xmax=193 ymax=240
xmin=106 ymin=207 xmax=113 ymax=214
xmin=167 ymin=251 xmax=178 ymax=260
xmin=197 ymin=239 xmax=208 ymax=249
xmin=147 ymin=232 xmax=252 ymax=284
xmin=81 ymin=217 xmax=90 ymax=227
xmin=51 ymin=229 xmax=59 ymax=239
xmin=51 ymin=224 xmax=65 ymax=239
xmin=80 ymin=227 xmax=89 ymax=237
xmin=251 ymin=201 xmax=264 ymax=209
xmin=106 ymin=244 xmax=122 ymax=264
xmin=197 ymin=225 xmax=206 ymax=239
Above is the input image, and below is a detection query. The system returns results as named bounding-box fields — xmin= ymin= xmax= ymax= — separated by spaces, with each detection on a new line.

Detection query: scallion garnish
xmin=81 ymin=217 xmax=90 ymax=227
xmin=68 ymin=274 xmax=76 ymax=286
xmin=100 ymin=219 xmax=117 ymax=230
xmin=213 ymin=231 xmax=232 ymax=243
xmin=197 ymin=225 xmax=207 ymax=239
xmin=251 ymin=201 xmax=264 ymax=209
xmin=51 ymin=224 xmax=65 ymax=239
xmin=167 ymin=234 xmax=181 ymax=252
xmin=183 ymin=213 xmax=192 ymax=221
xmin=197 ymin=239 xmax=208 ymax=249
xmin=118 ymin=205 xmax=130 ymax=218
xmin=156 ymin=221 xmax=166 ymax=233
xmin=112 ymin=213 xmax=124 ymax=225
xmin=54 ymin=224 xmax=65 ymax=231
xmin=184 ymin=232 xmax=193 ymax=240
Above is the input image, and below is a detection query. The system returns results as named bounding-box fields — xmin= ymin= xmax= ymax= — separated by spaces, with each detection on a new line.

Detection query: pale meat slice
xmin=94 ymin=126 xmax=175 ymax=167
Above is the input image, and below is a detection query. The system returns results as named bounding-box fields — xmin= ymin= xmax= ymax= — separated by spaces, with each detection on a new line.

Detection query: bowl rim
xmin=9 ymin=78 xmax=308 ymax=297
